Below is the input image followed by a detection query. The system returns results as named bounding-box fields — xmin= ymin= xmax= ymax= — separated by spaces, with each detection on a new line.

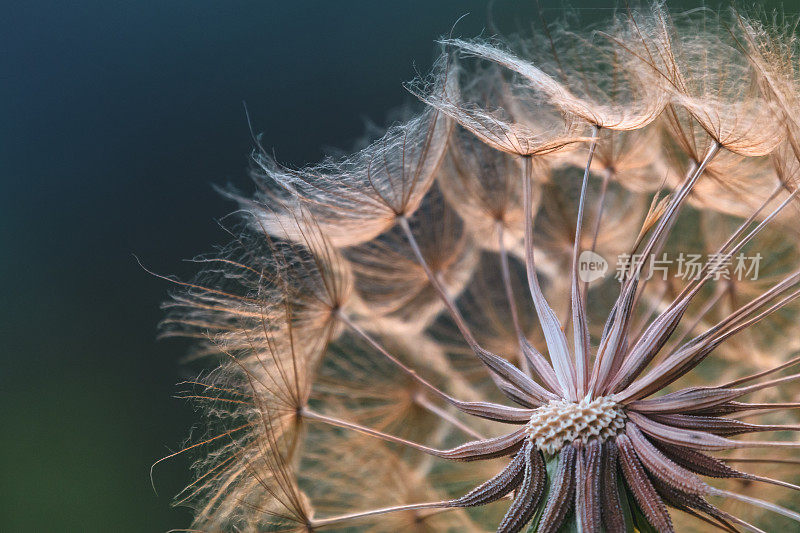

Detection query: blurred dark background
xmin=0 ymin=0 xmax=793 ymax=530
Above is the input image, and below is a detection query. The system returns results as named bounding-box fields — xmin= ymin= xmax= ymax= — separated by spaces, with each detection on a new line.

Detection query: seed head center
xmin=524 ymin=396 xmax=626 ymax=455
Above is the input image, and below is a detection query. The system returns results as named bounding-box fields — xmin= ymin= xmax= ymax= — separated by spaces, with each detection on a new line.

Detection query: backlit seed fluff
xmin=160 ymin=4 xmax=800 ymax=533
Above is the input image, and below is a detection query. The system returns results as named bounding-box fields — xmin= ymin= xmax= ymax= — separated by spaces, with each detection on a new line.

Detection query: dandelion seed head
xmin=524 ymin=396 xmax=626 ymax=455
xmin=159 ymin=4 xmax=800 ymax=532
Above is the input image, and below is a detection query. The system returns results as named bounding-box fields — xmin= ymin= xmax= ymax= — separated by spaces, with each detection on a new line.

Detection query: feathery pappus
xmin=158 ymin=3 xmax=800 ymax=532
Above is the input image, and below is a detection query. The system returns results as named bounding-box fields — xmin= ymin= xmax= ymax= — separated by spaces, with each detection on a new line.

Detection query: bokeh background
xmin=1 ymin=0 xmax=795 ymax=530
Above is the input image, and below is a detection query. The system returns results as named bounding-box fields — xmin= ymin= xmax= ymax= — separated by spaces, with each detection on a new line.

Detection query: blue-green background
xmin=1 ymin=1 xmax=794 ymax=530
